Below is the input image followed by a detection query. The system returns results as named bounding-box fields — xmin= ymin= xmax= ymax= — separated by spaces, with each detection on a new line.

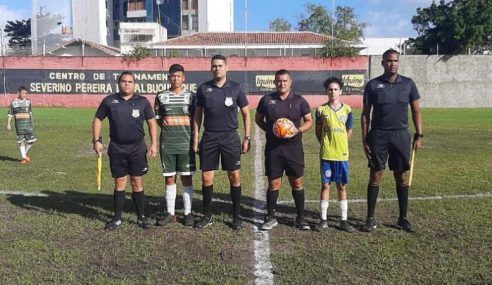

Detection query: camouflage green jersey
xmin=8 ymin=98 xmax=34 ymax=135
xmin=154 ymin=90 xmax=196 ymax=154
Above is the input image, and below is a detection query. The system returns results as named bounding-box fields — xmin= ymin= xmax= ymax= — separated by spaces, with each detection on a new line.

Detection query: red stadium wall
xmin=0 ymin=56 xmax=367 ymax=108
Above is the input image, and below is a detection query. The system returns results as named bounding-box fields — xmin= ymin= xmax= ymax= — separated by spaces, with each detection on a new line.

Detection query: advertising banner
xmin=2 ymin=69 xmax=367 ymax=95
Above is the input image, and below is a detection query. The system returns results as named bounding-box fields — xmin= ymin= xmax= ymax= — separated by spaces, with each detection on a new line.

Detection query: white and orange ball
xmin=273 ymin=118 xmax=296 ymax=139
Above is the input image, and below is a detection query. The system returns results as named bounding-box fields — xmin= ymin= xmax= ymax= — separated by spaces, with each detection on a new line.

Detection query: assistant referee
xmin=361 ymin=49 xmax=423 ymax=233
xmin=92 ymin=71 xmax=158 ymax=230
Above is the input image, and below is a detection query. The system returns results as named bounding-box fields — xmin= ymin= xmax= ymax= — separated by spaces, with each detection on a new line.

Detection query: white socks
xmin=25 ymin=143 xmax=33 ymax=154
xmin=183 ymin=185 xmax=194 ymax=215
xmin=320 ymin=199 xmax=349 ymax=220
xmin=166 ymin=184 xmax=194 ymax=215
xmin=340 ymin=200 xmax=348 ymax=221
xmin=165 ymin=184 xmax=177 ymax=215
xmin=19 ymin=144 xmax=27 ymax=159
xmin=320 ymin=200 xmax=329 ymax=220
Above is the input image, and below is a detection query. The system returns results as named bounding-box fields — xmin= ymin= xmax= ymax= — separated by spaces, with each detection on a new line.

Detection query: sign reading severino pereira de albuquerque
xmin=1 ymin=69 xmax=367 ymax=95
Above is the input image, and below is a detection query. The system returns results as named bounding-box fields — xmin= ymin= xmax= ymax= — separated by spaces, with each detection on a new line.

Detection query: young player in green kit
xmin=314 ymin=77 xmax=354 ymax=232
xmin=154 ymin=64 xmax=196 ymax=227
xmin=7 ymin=86 xmax=37 ymax=164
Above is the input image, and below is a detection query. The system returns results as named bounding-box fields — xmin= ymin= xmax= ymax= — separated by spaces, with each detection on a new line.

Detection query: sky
xmin=0 ymin=0 xmax=434 ymax=38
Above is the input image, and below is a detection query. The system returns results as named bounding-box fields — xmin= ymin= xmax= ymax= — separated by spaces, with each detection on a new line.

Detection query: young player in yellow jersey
xmin=314 ymin=77 xmax=354 ymax=232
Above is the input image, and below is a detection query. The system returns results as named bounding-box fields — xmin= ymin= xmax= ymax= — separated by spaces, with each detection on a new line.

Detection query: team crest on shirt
xmin=182 ymin=106 xmax=189 ymax=113
xmin=132 ymin=109 xmax=140 ymax=118
xmin=224 ymin=97 xmax=233 ymax=106
xmin=339 ymin=115 xmax=347 ymax=123
xmin=159 ymin=93 xmax=170 ymax=103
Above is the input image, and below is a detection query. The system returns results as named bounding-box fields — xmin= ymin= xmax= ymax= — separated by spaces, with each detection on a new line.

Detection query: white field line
xmin=252 ymin=125 xmax=274 ymax=285
xmin=1 ymin=190 xmax=491 ymax=204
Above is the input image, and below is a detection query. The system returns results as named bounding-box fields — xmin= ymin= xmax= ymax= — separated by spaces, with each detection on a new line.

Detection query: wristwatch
xmin=92 ymin=137 xmax=102 ymax=144
xmin=414 ymin=133 xmax=424 ymax=139
xmin=244 ymin=136 xmax=251 ymax=141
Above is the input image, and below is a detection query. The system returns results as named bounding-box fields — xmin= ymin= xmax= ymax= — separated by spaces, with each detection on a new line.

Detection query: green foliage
xmin=268 ymin=18 xmax=292 ymax=32
xmin=123 ymin=45 xmax=151 ymax=60
xmin=320 ymin=39 xmax=360 ymax=57
xmin=298 ymin=4 xmax=333 ymax=34
xmin=297 ymin=3 xmax=365 ymax=57
xmin=3 ymin=19 xmax=31 ymax=47
xmin=410 ymin=0 xmax=492 ymax=54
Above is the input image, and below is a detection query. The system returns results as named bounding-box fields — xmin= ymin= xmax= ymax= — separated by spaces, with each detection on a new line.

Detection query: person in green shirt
xmin=7 ymin=86 xmax=37 ymax=164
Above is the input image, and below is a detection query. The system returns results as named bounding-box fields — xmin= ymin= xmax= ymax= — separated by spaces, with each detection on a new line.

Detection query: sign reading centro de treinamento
xmin=1 ymin=69 xmax=367 ymax=95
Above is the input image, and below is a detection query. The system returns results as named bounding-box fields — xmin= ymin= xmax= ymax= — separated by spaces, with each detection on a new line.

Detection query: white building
xmin=196 ymin=0 xmax=233 ymax=34
xmin=119 ymin=22 xmax=166 ymax=54
xmin=72 ymin=0 xmax=114 ymax=46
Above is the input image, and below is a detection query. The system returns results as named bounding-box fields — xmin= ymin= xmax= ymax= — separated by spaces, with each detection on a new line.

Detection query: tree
xmin=3 ymin=19 xmax=31 ymax=47
xmin=298 ymin=4 xmax=332 ymax=34
xmin=410 ymin=0 xmax=492 ymax=54
xmin=123 ymin=45 xmax=151 ymax=61
xmin=268 ymin=18 xmax=292 ymax=32
xmin=297 ymin=3 xmax=366 ymax=57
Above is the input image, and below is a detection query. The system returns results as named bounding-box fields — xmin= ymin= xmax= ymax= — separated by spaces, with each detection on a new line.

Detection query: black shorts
xmin=367 ymin=129 xmax=410 ymax=172
xmin=265 ymin=143 xmax=304 ymax=179
xmin=108 ymin=140 xmax=148 ymax=178
xmin=200 ymin=131 xmax=241 ymax=171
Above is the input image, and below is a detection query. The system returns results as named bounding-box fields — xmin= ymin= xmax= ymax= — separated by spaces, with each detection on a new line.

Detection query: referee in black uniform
xmin=361 ymin=49 xmax=423 ymax=233
xmin=255 ymin=69 xmax=313 ymax=231
xmin=92 ymin=71 xmax=158 ymax=230
xmin=192 ymin=54 xmax=251 ymax=230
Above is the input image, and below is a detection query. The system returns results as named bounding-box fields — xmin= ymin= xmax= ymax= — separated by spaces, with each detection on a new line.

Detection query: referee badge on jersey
xmin=224 ymin=97 xmax=233 ymax=107
xmin=132 ymin=109 xmax=140 ymax=118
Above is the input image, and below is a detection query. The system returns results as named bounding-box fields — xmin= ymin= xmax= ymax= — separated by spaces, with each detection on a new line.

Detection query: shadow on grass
xmin=7 ymin=190 xmax=113 ymax=222
xmin=0 ymin=155 xmax=20 ymax=162
xmin=5 ymin=189 xmax=321 ymax=229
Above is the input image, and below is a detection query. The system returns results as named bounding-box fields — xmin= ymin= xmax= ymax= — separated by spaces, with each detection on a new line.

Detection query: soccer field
xmin=0 ymin=107 xmax=491 ymax=284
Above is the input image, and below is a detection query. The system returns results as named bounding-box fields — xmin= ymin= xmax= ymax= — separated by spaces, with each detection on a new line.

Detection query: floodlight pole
xmin=244 ymin=0 xmax=248 ymax=57
xmin=331 ymin=0 xmax=335 ymax=49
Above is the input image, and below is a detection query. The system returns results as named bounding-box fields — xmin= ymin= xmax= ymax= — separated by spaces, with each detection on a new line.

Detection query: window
xmin=182 ymin=15 xmax=189 ymax=30
xmin=191 ymin=0 xmax=197 ymax=10
xmin=191 ymin=15 xmax=198 ymax=31
xmin=182 ymin=0 xmax=188 ymax=10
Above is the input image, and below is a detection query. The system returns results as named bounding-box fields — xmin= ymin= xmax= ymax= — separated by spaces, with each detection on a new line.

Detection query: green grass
xmin=0 ymin=107 xmax=491 ymax=284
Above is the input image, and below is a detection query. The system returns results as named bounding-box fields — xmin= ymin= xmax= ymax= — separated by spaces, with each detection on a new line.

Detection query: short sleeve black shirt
xmin=257 ymin=92 xmax=311 ymax=147
xmin=95 ymin=93 xmax=155 ymax=144
xmin=364 ymin=74 xmax=420 ymax=130
xmin=196 ymin=79 xmax=248 ymax=132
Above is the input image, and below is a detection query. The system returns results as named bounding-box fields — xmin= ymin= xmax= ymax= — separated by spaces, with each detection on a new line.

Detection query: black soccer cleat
xmin=361 ymin=217 xmax=377 ymax=232
xmin=183 ymin=214 xmax=194 ymax=227
xmin=340 ymin=220 xmax=355 ymax=233
xmin=137 ymin=216 xmax=150 ymax=229
xmin=156 ymin=213 xmax=176 ymax=227
xmin=396 ymin=218 xmax=415 ymax=233
xmin=295 ymin=216 xmax=311 ymax=231
xmin=261 ymin=216 xmax=278 ymax=231
xmin=231 ymin=217 xmax=243 ymax=230
xmin=314 ymin=219 xmax=328 ymax=232
xmin=194 ymin=215 xmax=213 ymax=229
xmin=105 ymin=218 xmax=122 ymax=230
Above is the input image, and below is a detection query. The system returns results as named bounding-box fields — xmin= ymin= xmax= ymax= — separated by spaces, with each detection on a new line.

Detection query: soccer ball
xmin=273 ymin=118 xmax=296 ymax=139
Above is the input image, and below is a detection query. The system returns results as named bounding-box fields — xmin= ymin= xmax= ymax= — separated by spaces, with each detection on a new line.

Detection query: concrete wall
xmin=369 ymin=55 xmax=492 ymax=108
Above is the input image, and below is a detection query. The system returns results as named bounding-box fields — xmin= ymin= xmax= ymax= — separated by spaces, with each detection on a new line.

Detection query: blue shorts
xmin=320 ymin=160 xmax=349 ymax=184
